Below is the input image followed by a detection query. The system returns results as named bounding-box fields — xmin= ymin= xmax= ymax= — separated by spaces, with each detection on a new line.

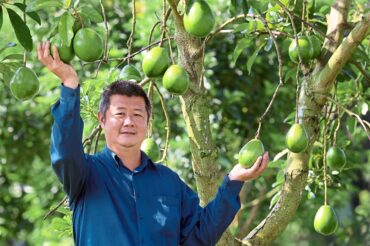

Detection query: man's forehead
xmin=109 ymin=95 xmax=146 ymax=109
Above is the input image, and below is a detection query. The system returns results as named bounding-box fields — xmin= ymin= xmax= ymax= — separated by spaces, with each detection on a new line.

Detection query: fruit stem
xmin=148 ymin=21 xmax=161 ymax=46
xmin=126 ymin=0 xmax=137 ymax=64
xmin=332 ymin=82 xmax=340 ymax=147
xmin=153 ymin=83 xmax=171 ymax=163
xmin=147 ymin=81 xmax=154 ymax=138
xmin=23 ymin=0 xmax=27 ymax=66
xmin=99 ymin=0 xmax=109 ymax=61
xmin=323 ymin=106 xmax=329 ymax=206
xmin=301 ymin=0 xmax=306 ymax=33
xmin=274 ymin=0 xmax=303 ymax=124
xmin=253 ymin=16 xmax=285 ymax=139
xmin=159 ymin=0 xmax=166 ymax=47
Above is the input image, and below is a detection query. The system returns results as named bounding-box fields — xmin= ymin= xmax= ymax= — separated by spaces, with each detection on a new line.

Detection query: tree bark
xmin=167 ymin=0 xmax=239 ymax=245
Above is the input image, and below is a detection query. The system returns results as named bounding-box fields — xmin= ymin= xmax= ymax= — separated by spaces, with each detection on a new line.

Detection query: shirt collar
xmin=104 ymin=146 xmax=155 ymax=172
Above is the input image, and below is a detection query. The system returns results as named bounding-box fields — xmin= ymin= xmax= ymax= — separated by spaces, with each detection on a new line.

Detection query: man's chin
xmin=118 ymin=142 xmax=138 ymax=149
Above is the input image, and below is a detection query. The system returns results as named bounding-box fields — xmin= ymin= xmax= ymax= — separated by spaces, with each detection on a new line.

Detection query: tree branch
xmin=322 ymin=0 xmax=350 ymax=53
xmin=166 ymin=0 xmax=182 ymax=24
xmin=314 ymin=13 xmax=370 ymax=95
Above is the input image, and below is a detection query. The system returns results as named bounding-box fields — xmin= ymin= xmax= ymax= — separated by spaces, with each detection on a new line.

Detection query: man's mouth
xmin=120 ymin=132 xmax=136 ymax=135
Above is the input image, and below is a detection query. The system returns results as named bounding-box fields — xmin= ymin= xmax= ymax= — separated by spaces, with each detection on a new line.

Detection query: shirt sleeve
xmin=179 ymin=175 xmax=244 ymax=246
xmin=50 ymin=84 xmax=89 ymax=203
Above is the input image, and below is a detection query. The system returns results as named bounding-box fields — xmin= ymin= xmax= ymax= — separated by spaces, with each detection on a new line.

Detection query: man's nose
xmin=123 ymin=115 xmax=134 ymax=126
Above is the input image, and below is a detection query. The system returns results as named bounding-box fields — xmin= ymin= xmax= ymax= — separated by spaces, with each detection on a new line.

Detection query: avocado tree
xmin=0 ymin=0 xmax=369 ymax=245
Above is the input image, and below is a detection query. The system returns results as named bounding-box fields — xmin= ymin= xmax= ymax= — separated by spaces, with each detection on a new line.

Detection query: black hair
xmin=99 ymin=80 xmax=151 ymax=121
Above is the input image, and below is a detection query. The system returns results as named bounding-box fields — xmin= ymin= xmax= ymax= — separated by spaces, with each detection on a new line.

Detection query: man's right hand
xmin=37 ymin=42 xmax=79 ymax=89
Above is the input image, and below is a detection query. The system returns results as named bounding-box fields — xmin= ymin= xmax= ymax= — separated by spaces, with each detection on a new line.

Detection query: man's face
xmin=99 ymin=95 xmax=148 ymax=150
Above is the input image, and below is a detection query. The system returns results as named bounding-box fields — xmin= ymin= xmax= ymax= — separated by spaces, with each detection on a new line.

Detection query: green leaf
xmin=2 ymin=54 xmax=24 ymax=61
xmin=246 ymin=41 xmax=265 ymax=74
xmin=0 ymin=62 xmax=21 ymax=86
xmin=361 ymin=102 xmax=368 ymax=115
xmin=233 ymin=23 xmax=249 ymax=33
xmin=79 ymin=5 xmax=103 ymax=23
xmin=64 ymin=0 xmax=73 ymax=9
xmin=58 ymin=12 xmax=74 ymax=45
xmin=272 ymin=170 xmax=284 ymax=187
xmin=269 ymin=190 xmax=281 ymax=209
xmin=0 ymin=43 xmax=17 ymax=57
xmin=268 ymin=159 xmax=286 ymax=168
xmin=0 ymin=7 xmax=3 ymax=32
xmin=73 ymin=0 xmax=81 ymax=8
xmin=230 ymin=0 xmax=248 ymax=16
xmin=6 ymin=8 xmax=33 ymax=51
xmin=13 ymin=3 xmax=41 ymax=25
xmin=264 ymin=37 xmax=273 ymax=52
xmin=231 ymin=38 xmax=252 ymax=67
xmin=26 ymin=0 xmax=63 ymax=12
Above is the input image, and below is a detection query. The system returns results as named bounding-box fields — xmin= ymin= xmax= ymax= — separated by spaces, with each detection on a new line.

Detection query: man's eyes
xmin=115 ymin=112 xmax=143 ymax=117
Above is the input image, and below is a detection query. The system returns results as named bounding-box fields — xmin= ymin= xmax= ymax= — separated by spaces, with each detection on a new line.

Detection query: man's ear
xmin=98 ymin=111 xmax=105 ymax=127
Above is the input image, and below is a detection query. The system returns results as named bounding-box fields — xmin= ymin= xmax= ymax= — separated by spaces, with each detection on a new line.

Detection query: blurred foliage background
xmin=0 ymin=0 xmax=369 ymax=245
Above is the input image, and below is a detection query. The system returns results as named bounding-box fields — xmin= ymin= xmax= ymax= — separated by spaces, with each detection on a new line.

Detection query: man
xmin=37 ymin=42 xmax=269 ymax=246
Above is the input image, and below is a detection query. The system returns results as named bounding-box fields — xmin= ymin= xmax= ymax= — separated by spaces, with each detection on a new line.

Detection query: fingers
xmin=257 ymin=152 xmax=269 ymax=174
xmin=249 ymin=152 xmax=269 ymax=177
xmin=250 ymin=156 xmax=263 ymax=173
xmin=43 ymin=41 xmax=50 ymax=58
xmin=37 ymin=42 xmax=52 ymax=65
xmin=37 ymin=43 xmax=42 ymax=61
xmin=53 ymin=45 xmax=61 ymax=62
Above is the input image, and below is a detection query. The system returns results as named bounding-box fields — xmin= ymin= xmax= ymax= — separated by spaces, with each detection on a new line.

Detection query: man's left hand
xmin=228 ymin=152 xmax=269 ymax=182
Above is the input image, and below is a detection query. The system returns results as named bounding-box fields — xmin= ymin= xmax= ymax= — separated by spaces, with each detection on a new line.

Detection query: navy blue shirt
xmin=50 ymin=85 xmax=244 ymax=245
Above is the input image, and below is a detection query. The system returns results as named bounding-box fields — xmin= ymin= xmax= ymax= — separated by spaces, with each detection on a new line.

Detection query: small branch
xmin=325 ymin=96 xmax=370 ymax=140
xmin=292 ymin=13 xmax=335 ymax=42
xmin=350 ymin=60 xmax=370 ymax=82
xmin=159 ymin=1 xmax=172 ymax=47
xmin=153 ymin=83 xmax=171 ymax=163
xmin=93 ymin=127 xmax=102 ymax=154
xmin=108 ymin=37 xmax=174 ymax=70
xmin=236 ymin=187 xmax=265 ymax=237
xmin=166 ymin=0 xmax=182 ymax=24
xmin=82 ymin=125 xmax=102 ymax=147
xmin=139 ymin=77 xmax=151 ymax=87
xmin=240 ymin=186 xmax=281 ymax=210
xmin=206 ymin=14 xmax=260 ymax=43
xmin=43 ymin=196 xmax=68 ymax=220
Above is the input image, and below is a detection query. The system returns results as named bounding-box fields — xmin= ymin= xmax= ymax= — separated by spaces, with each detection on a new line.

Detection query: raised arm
xmin=180 ymin=152 xmax=269 ymax=245
xmin=38 ymin=42 xmax=89 ymax=202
